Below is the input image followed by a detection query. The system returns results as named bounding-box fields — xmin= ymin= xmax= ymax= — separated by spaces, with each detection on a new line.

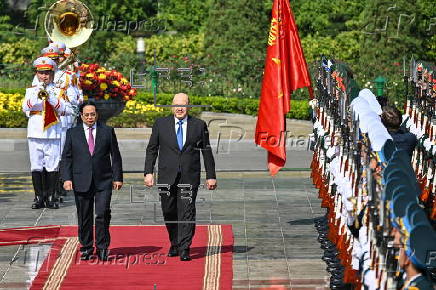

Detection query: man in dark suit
xmin=61 ymin=101 xmax=123 ymax=261
xmin=144 ymin=93 xmax=217 ymax=261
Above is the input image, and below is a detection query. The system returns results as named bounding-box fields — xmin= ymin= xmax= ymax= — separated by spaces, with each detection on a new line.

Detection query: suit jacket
xmin=144 ymin=115 xmax=216 ymax=187
xmin=61 ymin=122 xmax=123 ymax=192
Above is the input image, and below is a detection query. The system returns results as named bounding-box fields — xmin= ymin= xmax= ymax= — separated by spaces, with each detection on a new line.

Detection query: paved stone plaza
xmin=0 ymin=115 xmax=329 ymax=289
xmin=0 ymin=172 xmax=328 ymax=289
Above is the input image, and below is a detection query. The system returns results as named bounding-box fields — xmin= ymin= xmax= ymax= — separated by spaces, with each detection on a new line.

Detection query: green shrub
xmin=137 ymin=92 xmax=310 ymax=119
xmin=287 ymin=100 xmax=310 ymax=120
xmin=107 ymin=109 xmax=202 ymax=128
xmin=107 ymin=111 xmax=168 ymax=128
xmin=0 ymin=88 xmax=26 ymax=95
xmin=0 ymin=38 xmax=39 ymax=64
xmin=0 ymin=88 xmax=310 ymax=128
xmin=0 ymin=111 xmax=27 ymax=128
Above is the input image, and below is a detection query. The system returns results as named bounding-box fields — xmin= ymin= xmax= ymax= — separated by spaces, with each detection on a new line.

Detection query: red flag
xmin=43 ymin=98 xmax=59 ymax=130
xmin=255 ymin=0 xmax=312 ymax=176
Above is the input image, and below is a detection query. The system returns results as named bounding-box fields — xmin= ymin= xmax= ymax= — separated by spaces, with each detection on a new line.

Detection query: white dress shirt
xmin=83 ymin=122 xmax=97 ymax=144
xmin=174 ymin=116 xmax=187 ymax=146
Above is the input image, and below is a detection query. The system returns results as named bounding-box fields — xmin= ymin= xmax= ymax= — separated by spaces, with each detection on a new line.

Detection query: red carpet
xmin=0 ymin=225 xmax=61 ymax=246
xmin=0 ymin=225 xmax=233 ymax=290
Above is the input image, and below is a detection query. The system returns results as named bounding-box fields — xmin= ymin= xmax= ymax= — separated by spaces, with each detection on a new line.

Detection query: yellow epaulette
xmin=58 ymin=87 xmax=70 ymax=102
xmin=65 ymin=74 xmax=70 ymax=88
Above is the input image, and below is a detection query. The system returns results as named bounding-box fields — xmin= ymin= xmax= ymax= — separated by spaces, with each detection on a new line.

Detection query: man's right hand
xmin=63 ymin=180 xmax=73 ymax=191
xmin=144 ymin=174 xmax=154 ymax=187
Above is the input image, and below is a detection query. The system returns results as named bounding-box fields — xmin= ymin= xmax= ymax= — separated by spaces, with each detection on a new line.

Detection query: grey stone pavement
xmin=0 ymin=114 xmax=329 ymax=289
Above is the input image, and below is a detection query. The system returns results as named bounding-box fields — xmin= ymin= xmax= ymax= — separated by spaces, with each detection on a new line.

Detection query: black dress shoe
xmin=319 ymin=238 xmax=333 ymax=244
xmin=324 ymin=259 xmax=341 ymax=266
xmin=168 ymin=246 xmax=179 ymax=257
xmin=324 ymin=250 xmax=338 ymax=257
xmin=327 ymin=264 xmax=344 ymax=271
xmin=47 ymin=201 xmax=59 ymax=209
xmin=96 ymin=249 xmax=109 ymax=261
xmin=330 ymin=277 xmax=344 ymax=283
xmin=320 ymin=244 xmax=336 ymax=250
xmin=323 ymin=255 xmax=339 ymax=262
xmin=31 ymin=202 xmax=44 ymax=209
xmin=322 ymin=255 xmax=339 ymax=261
xmin=330 ymin=283 xmax=346 ymax=289
xmin=328 ymin=269 xmax=343 ymax=276
xmin=318 ymin=238 xmax=328 ymax=244
xmin=180 ymin=249 xmax=191 ymax=261
xmin=323 ymin=251 xmax=338 ymax=258
xmin=330 ymin=273 xmax=344 ymax=280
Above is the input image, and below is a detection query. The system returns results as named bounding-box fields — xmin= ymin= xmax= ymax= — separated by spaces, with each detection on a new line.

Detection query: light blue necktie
xmin=177 ymin=120 xmax=183 ymax=150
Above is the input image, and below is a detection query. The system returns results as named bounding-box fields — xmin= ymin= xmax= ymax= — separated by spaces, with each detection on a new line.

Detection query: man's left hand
xmin=113 ymin=181 xmax=123 ymax=190
xmin=206 ymin=179 xmax=217 ymax=190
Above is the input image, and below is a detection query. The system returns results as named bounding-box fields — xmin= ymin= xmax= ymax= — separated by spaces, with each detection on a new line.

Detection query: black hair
xmin=79 ymin=101 xmax=97 ymax=114
xmin=381 ymin=105 xmax=402 ymax=131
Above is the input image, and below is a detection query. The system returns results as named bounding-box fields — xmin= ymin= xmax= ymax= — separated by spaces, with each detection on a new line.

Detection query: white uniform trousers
xmin=28 ymin=138 xmax=61 ymax=172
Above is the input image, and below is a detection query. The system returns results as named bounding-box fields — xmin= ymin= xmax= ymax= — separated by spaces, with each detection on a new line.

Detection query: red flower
xmin=128 ymin=89 xmax=136 ymax=97
xmin=79 ymin=63 xmax=134 ymax=102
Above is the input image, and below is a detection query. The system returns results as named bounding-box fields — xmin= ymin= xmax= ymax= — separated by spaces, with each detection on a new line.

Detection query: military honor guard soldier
xmin=22 ymin=57 xmax=74 ymax=209
xmin=33 ymin=42 xmax=84 ymax=200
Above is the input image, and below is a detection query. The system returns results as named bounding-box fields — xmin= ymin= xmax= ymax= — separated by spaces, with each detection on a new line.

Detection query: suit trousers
xmin=159 ymin=173 xmax=198 ymax=250
xmin=74 ymin=180 xmax=112 ymax=253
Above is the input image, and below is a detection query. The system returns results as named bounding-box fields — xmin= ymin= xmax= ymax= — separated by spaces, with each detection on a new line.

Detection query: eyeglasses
xmin=82 ymin=112 xmax=96 ymax=117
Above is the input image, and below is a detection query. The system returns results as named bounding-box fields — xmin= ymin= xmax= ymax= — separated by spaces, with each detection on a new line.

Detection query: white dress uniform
xmin=23 ymin=57 xmax=74 ymax=172
xmin=25 ymin=56 xmax=76 ymax=209
xmin=31 ymin=45 xmax=83 ymax=151
xmin=22 ymin=82 xmax=73 ymax=171
xmin=53 ymin=69 xmax=83 ymax=151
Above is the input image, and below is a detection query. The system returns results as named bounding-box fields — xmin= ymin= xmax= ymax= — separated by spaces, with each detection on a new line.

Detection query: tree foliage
xmin=157 ymin=0 xmax=210 ymax=33
xmin=24 ymin=0 xmax=157 ymax=24
xmin=0 ymin=38 xmax=40 ymax=64
xmin=0 ymin=0 xmax=434 ymax=103
xmin=358 ymin=0 xmax=422 ymax=79
xmin=204 ymin=0 xmax=272 ymax=97
xmin=103 ymin=33 xmax=204 ymax=76
xmin=293 ymin=0 xmax=364 ymax=37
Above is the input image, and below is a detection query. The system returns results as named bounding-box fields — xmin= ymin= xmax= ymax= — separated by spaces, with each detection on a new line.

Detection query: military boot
xmin=46 ymin=171 xmax=60 ymax=209
xmin=31 ymin=171 xmax=44 ymax=209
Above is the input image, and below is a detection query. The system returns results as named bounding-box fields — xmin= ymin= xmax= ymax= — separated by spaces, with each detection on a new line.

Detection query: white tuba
xmin=44 ymin=0 xmax=94 ymax=68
